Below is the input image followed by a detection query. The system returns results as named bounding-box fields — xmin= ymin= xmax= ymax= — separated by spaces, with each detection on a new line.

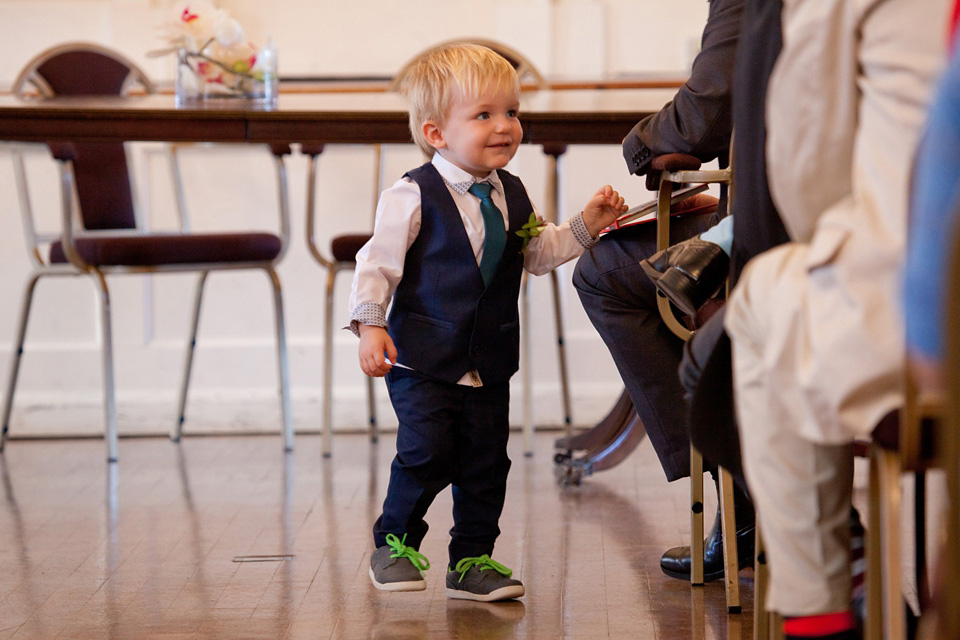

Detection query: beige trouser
xmin=726 ymin=245 xmax=855 ymax=616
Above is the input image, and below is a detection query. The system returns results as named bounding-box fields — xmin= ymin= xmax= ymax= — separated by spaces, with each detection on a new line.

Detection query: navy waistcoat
xmin=387 ymin=162 xmax=532 ymax=385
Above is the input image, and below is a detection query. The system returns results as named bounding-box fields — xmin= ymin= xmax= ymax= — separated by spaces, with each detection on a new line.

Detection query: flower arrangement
xmin=150 ymin=2 xmax=276 ymax=104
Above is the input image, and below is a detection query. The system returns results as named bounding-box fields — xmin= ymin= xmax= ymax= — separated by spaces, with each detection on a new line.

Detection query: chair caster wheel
xmin=554 ymin=461 xmax=583 ymax=488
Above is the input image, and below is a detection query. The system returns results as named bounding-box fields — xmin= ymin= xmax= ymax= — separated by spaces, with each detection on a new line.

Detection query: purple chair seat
xmin=870 ymin=407 xmax=937 ymax=460
xmin=330 ymin=234 xmax=372 ymax=263
xmin=50 ymin=232 xmax=282 ymax=267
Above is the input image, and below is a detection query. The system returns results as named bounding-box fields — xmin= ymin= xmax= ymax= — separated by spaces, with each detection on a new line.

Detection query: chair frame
xmin=654 ymin=156 xmax=745 ymax=614
xmin=0 ymin=43 xmax=294 ymax=461
xmin=865 ymin=217 xmax=960 ymax=640
xmin=304 ymin=142 xmax=380 ymax=457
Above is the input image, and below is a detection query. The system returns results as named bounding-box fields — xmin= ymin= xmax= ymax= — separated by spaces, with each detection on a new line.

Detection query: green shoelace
xmin=385 ymin=533 xmax=430 ymax=571
xmin=451 ymin=554 xmax=513 ymax=582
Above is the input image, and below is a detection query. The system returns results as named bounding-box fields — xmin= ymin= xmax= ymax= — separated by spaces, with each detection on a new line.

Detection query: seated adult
xmin=903 ymin=22 xmax=960 ymax=635
xmin=723 ymin=2 xmax=948 ymax=640
xmin=573 ymin=0 xmax=754 ymax=583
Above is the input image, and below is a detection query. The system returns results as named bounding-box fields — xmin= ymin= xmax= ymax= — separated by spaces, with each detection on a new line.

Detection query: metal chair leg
xmin=321 ymin=265 xmax=336 ymax=457
xmin=0 ymin=273 xmax=42 ymax=452
xmin=754 ymin=525 xmax=769 ymax=640
xmin=173 ymin=271 xmax=208 ymax=443
xmin=549 ymin=270 xmax=573 ymax=441
xmin=266 ymin=267 xmax=293 ymax=452
xmin=91 ymin=270 xmax=118 ymax=463
xmin=691 ymin=444 xmax=705 ymax=585
xmin=866 ymin=446 xmax=883 ymax=640
xmin=718 ymin=466 xmax=741 ymax=612
xmin=520 ymin=272 xmax=533 ymax=456
xmin=878 ymin=448 xmax=905 ymax=640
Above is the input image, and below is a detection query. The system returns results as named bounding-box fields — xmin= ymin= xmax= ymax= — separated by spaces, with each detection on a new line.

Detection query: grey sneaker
xmin=445 ymin=555 xmax=525 ymax=602
xmin=369 ymin=533 xmax=431 ymax=592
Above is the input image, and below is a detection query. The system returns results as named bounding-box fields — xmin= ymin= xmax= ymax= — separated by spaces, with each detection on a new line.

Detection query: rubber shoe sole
xmin=445 ymin=583 xmax=525 ymax=602
xmin=369 ymin=566 xmax=426 ymax=592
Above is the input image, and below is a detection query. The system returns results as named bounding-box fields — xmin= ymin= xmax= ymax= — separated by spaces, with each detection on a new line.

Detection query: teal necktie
xmin=468 ymin=182 xmax=506 ymax=287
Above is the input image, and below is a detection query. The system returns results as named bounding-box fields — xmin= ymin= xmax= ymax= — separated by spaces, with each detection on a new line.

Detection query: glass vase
xmin=175 ymin=40 xmax=277 ymax=107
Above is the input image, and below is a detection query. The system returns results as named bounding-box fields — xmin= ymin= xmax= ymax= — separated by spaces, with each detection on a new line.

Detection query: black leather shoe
xmin=640 ymin=237 xmax=729 ymax=317
xmin=659 ymin=493 xmax=755 ymax=582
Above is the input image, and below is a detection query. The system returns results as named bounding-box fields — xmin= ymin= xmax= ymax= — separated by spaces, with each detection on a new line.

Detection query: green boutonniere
xmin=515 ymin=212 xmax=546 ymax=254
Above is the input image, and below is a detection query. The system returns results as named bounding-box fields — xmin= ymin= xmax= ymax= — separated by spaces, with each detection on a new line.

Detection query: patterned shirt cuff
xmin=349 ymin=302 xmax=387 ymax=337
xmin=571 ymin=212 xmax=598 ymax=249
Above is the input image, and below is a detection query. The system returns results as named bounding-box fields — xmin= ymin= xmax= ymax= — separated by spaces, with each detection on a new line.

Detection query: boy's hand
xmin=582 ymin=185 xmax=628 ymax=238
xmin=358 ymin=325 xmax=397 ymax=377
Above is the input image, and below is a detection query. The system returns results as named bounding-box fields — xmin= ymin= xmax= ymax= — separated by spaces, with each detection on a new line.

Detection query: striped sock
xmin=850 ymin=508 xmax=866 ymax=604
xmin=783 ymin=611 xmax=857 ymax=639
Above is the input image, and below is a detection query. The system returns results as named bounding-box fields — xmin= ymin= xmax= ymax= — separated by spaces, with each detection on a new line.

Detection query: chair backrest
xmin=13 ymin=43 xmax=155 ymax=231
xmin=389 ymin=38 xmax=547 ymax=92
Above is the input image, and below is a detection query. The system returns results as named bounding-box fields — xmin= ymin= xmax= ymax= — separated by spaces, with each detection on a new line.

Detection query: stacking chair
xmin=0 ymin=42 xmax=294 ymax=462
xmin=863 ymin=207 xmax=960 ymax=640
xmin=303 ymin=141 xmax=381 ymax=458
xmin=649 ymin=152 xmax=746 ymax=613
xmin=304 ymin=39 xmax=572 ymax=458
xmin=864 ymin=385 xmax=940 ymax=640
xmin=878 ymin=200 xmax=960 ymax=640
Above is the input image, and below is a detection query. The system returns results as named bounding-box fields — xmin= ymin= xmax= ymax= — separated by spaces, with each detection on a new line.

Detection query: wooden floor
xmin=0 ymin=430 xmax=756 ymax=639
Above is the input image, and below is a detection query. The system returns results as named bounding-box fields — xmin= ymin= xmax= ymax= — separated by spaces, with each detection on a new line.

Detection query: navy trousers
xmin=374 ymin=367 xmax=512 ymax=568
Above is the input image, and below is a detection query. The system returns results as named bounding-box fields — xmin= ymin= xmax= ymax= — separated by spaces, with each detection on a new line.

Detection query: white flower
xmin=213 ymin=15 xmax=245 ymax=49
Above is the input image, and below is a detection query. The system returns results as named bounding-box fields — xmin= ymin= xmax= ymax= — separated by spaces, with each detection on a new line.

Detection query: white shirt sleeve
xmin=348 ymin=177 xmax=421 ymax=328
xmin=522 ymin=211 xmax=596 ymax=276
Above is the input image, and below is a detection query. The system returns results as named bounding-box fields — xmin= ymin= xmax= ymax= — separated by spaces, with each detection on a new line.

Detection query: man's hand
xmin=582 ymin=185 xmax=628 ymax=237
xmin=358 ymin=325 xmax=397 ymax=377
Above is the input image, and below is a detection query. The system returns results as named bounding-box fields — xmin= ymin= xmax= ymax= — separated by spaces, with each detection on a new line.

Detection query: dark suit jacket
xmin=687 ymin=0 xmax=789 ymax=484
xmin=621 ymin=0 xmax=743 ymax=177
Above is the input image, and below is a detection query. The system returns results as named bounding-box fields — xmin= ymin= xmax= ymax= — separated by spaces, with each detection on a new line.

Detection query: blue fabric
xmin=374 ymin=367 xmax=511 ymax=566
xmin=468 ymin=182 xmax=507 ymax=287
xmin=904 ymin=47 xmax=960 ymax=359
xmin=698 ymin=213 xmax=734 ymax=255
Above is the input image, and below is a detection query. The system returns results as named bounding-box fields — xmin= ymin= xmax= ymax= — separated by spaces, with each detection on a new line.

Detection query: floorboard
xmin=0 ymin=431 xmax=755 ymax=639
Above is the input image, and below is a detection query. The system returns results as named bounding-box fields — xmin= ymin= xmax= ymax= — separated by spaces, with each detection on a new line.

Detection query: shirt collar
xmin=431 ymin=152 xmax=504 ymax=197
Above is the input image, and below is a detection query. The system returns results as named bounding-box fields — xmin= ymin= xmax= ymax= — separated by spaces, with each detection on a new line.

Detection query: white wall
xmin=0 ymin=0 xmax=707 ymax=439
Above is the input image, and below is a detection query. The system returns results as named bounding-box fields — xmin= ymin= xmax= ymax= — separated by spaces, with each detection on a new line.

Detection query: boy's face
xmin=423 ymin=83 xmax=521 ymax=178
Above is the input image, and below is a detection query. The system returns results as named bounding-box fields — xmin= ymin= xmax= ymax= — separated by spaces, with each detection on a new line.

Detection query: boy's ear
xmin=422 ymin=120 xmax=446 ymax=150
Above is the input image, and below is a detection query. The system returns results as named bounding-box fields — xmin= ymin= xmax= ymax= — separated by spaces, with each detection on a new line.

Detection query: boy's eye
xmin=507 ymin=109 xmax=518 ymax=118
xmin=476 ymin=112 xmax=490 ymax=120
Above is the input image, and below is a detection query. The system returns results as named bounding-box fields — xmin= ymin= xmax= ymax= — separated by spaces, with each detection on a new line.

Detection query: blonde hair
xmin=396 ymin=43 xmax=520 ymax=158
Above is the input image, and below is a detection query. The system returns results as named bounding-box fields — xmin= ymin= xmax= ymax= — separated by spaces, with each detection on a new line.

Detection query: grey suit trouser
xmin=573 ymin=211 xmax=718 ymax=482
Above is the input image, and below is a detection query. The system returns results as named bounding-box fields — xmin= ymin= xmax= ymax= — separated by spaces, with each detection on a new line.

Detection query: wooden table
xmin=0 ymin=88 xmax=672 ymax=455
xmin=0 ymin=89 xmax=674 ymax=145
